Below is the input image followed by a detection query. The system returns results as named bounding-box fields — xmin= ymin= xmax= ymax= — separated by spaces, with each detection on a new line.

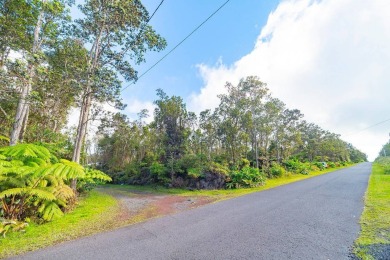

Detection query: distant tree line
xmin=96 ymin=76 xmax=367 ymax=188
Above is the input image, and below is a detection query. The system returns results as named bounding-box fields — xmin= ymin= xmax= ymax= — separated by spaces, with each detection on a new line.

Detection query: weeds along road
xmin=14 ymin=163 xmax=371 ymax=260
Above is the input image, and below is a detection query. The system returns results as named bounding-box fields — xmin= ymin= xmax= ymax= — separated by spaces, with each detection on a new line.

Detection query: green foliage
xmin=0 ymin=143 xmax=111 ymax=226
xmin=77 ymin=168 xmax=112 ymax=192
xmin=205 ymin=162 xmax=229 ymax=176
xmin=149 ymin=162 xmax=169 ymax=184
xmin=0 ymin=218 xmax=28 ymax=238
xmin=375 ymin=156 xmax=390 ymax=174
xmin=353 ymin=158 xmax=390 ymax=259
xmin=269 ymin=163 xmax=286 ymax=178
xmin=226 ymin=167 xmax=265 ymax=189
xmin=312 ymin=161 xmax=324 ymax=170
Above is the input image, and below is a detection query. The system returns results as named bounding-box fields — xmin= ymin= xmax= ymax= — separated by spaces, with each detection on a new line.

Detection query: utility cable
xmin=121 ymin=0 xmax=232 ymax=92
xmin=343 ymin=117 xmax=390 ymax=137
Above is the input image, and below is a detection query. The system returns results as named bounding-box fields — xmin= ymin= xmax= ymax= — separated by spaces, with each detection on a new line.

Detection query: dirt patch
xmin=96 ymin=187 xmax=217 ymax=224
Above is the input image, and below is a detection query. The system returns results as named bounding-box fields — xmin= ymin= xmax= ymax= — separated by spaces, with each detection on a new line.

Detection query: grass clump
xmin=0 ymin=191 xmax=120 ymax=259
xmin=353 ymin=159 xmax=390 ymax=259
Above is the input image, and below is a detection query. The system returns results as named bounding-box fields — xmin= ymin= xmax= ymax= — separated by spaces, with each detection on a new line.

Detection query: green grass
xmin=0 ymin=191 xmax=121 ymax=259
xmin=353 ymin=163 xmax=390 ymax=259
xmin=0 ymin=164 xmax=352 ymax=259
xmin=103 ymin=164 xmax=352 ymax=201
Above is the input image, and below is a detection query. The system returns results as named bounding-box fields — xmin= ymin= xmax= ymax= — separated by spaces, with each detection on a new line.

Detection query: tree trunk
xmin=255 ymin=134 xmax=259 ymax=168
xmin=9 ymin=1 xmax=46 ymax=145
xmin=19 ymin=106 xmax=29 ymax=142
xmin=71 ymin=88 xmax=92 ymax=190
xmin=70 ymin=25 xmax=104 ymax=191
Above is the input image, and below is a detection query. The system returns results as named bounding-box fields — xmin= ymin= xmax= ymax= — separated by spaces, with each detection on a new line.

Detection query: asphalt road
xmin=14 ymin=163 xmax=371 ymax=260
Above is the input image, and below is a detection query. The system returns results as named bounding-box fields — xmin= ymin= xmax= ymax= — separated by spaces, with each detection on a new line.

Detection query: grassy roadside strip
xmin=0 ymin=164 xmax=354 ymax=259
xmin=353 ymin=163 xmax=390 ymax=259
xmin=0 ymin=191 xmax=121 ymax=259
xmin=104 ymin=164 xmax=355 ymax=201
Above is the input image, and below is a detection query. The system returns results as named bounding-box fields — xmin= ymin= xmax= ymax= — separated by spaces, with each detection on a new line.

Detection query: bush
xmin=149 ymin=162 xmax=169 ymax=184
xmin=0 ymin=144 xmax=111 ymax=224
xmin=284 ymin=160 xmax=309 ymax=175
xmin=313 ymin=161 xmax=326 ymax=170
xmin=328 ymin=162 xmax=336 ymax=168
xmin=283 ymin=159 xmax=300 ymax=173
xmin=269 ymin=163 xmax=285 ymax=178
xmin=206 ymin=162 xmax=229 ymax=176
xmin=0 ymin=218 xmax=28 ymax=238
xmin=226 ymin=167 xmax=265 ymax=189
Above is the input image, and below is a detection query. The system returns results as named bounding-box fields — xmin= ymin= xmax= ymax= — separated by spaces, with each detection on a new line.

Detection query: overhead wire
xmin=121 ymin=0 xmax=232 ymax=92
xmin=343 ymin=117 xmax=390 ymax=137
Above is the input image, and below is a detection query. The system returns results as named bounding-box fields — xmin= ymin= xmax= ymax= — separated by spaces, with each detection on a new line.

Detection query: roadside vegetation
xmin=0 ymin=0 xmax=367 ymax=256
xmin=0 ymin=191 xmax=120 ymax=258
xmin=1 ymin=162 xmax=351 ymax=258
xmin=353 ymin=143 xmax=390 ymax=260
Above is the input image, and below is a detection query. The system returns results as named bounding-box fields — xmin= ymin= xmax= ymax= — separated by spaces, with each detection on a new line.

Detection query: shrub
xmin=149 ymin=162 xmax=169 ymax=184
xmin=0 ymin=144 xmax=111 ymax=224
xmin=283 ymin=159 xmax=300 ymax=173
xmin=328 ymin=162 xmax=336 ymax=168
xmin=187 ymin=168 xmax=204 ymax=179
xmin=226 ymin=167 xmax=265 ymax=189
xmin=0 ymin=218 xmax=28 ymax=238
xmin=284 ymin=160 xmax=310 ymax=175
xmin=269 ymin=163 xmax=285 ymax=178
xmin=206 ymin=162 xmax=229 ymax=176
xmin=313 ymin=161 xmax=326 ymax=170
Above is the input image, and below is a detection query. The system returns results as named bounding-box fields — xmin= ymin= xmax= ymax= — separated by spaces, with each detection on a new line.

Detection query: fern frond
xmin=0 ymin=160 xmax=11 ymax=167
xmin=0 ymin=177 xmax=27 ymax=190
xmin=25 ymin=157 xmax=48 ymax=167
xmin=0 ymin=144 xmax=51 ymax=161
xmin=0 ymin=154 xmax=7 ymax=160
xmin=52 ymin=184 xmax=75 ymax=200
xmin=84 ymin=169 xmax=112 ymax=182
xmin=0 ymin=166 xmax=34 ymax=176
xmin=10 ymin=160 xmax=24 ymax=167
xmin=0 ymin=135 xmax=10 ymax=142
xmin=37 ymin=201 xmax=64 ymax=221
xmin=0 ymin=188 xmax=56 ymax=201
xmin=44 ymin=175 xmax=62 ymax=187
xmin=48 ymin=159 xmax=85 ymax=180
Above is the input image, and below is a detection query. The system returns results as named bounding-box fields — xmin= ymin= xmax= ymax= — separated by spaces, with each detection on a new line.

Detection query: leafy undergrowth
xmin=353 ymin=161 xmax=390 ymax=260
xmin=0 ymin=191 xmax=121 ymax=259
xmin=0 ymin=164 xmax=352 ymax=259
xmin=104 ymin=164 xmax=352 ymax=202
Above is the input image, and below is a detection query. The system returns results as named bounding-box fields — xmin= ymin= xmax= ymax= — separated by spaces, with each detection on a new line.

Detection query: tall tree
xmin=8 ymin=0 xmax=72 ymax=145
xmin=71 ymin=0 xmax=166 ymax=172
xmin=153 ymin=89 xmax=190 ymax=180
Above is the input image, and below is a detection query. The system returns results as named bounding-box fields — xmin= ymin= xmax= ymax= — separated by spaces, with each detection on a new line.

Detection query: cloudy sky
xmin=71 ymin=0 xmax=390 ymax=161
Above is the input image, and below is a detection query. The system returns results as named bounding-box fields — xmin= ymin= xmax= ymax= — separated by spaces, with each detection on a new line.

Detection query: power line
xmin=147 ymin=0 xmax=165 ymax=23
xmin=121 ymin=0 xmax=232 ymax=92
xmin=344 ymin=117 xmax=390 ymax=137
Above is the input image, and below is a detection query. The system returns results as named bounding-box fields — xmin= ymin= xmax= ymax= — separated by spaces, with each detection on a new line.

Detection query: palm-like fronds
xmin=0 ymin=188 xmax=56 ymax=201
xmin=0 ymin=144 xmax=51 ymax=161
xmin=84 ymin=169 xmax=112 ymax=182
xmin=0 ymin=143 xmax=111 ymax=222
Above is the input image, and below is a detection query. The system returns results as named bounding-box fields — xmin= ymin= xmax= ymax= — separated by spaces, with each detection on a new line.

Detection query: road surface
xmin=14 ymin=163 xmax=371 ymax=260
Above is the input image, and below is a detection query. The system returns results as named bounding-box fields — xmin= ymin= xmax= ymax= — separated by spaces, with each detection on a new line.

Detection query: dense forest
xmin=94 ymin=76 xmax=367 ymax=189
xmin=0 ymin=0 xmax=366 ymax=230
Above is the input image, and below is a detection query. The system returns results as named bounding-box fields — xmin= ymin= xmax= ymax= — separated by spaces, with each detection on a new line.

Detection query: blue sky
xmin=70 ymin=0 xmax=390 ymax=160
xmin=124 ymin=0 xmax=280 ymax=100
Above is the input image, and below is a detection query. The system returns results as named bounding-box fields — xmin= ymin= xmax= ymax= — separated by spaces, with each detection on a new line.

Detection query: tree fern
xmin=37 ymin=201 xmax=64 ymax=221
xmin=84 ymin=169 xmax=112 ymax=182
xmin=0 ymin=188 xmax=56 ymax=201
xmin=0 ymin=144 xmax=51 ymax=161
xmin=0 ymin=143 xmax=111 ymax=223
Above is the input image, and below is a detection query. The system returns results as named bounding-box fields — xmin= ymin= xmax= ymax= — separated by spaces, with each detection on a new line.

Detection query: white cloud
xmin=189 ymin=0 xmax=390 ymax=161
xmin=124 ymin=98 xmax=156 ymax=123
